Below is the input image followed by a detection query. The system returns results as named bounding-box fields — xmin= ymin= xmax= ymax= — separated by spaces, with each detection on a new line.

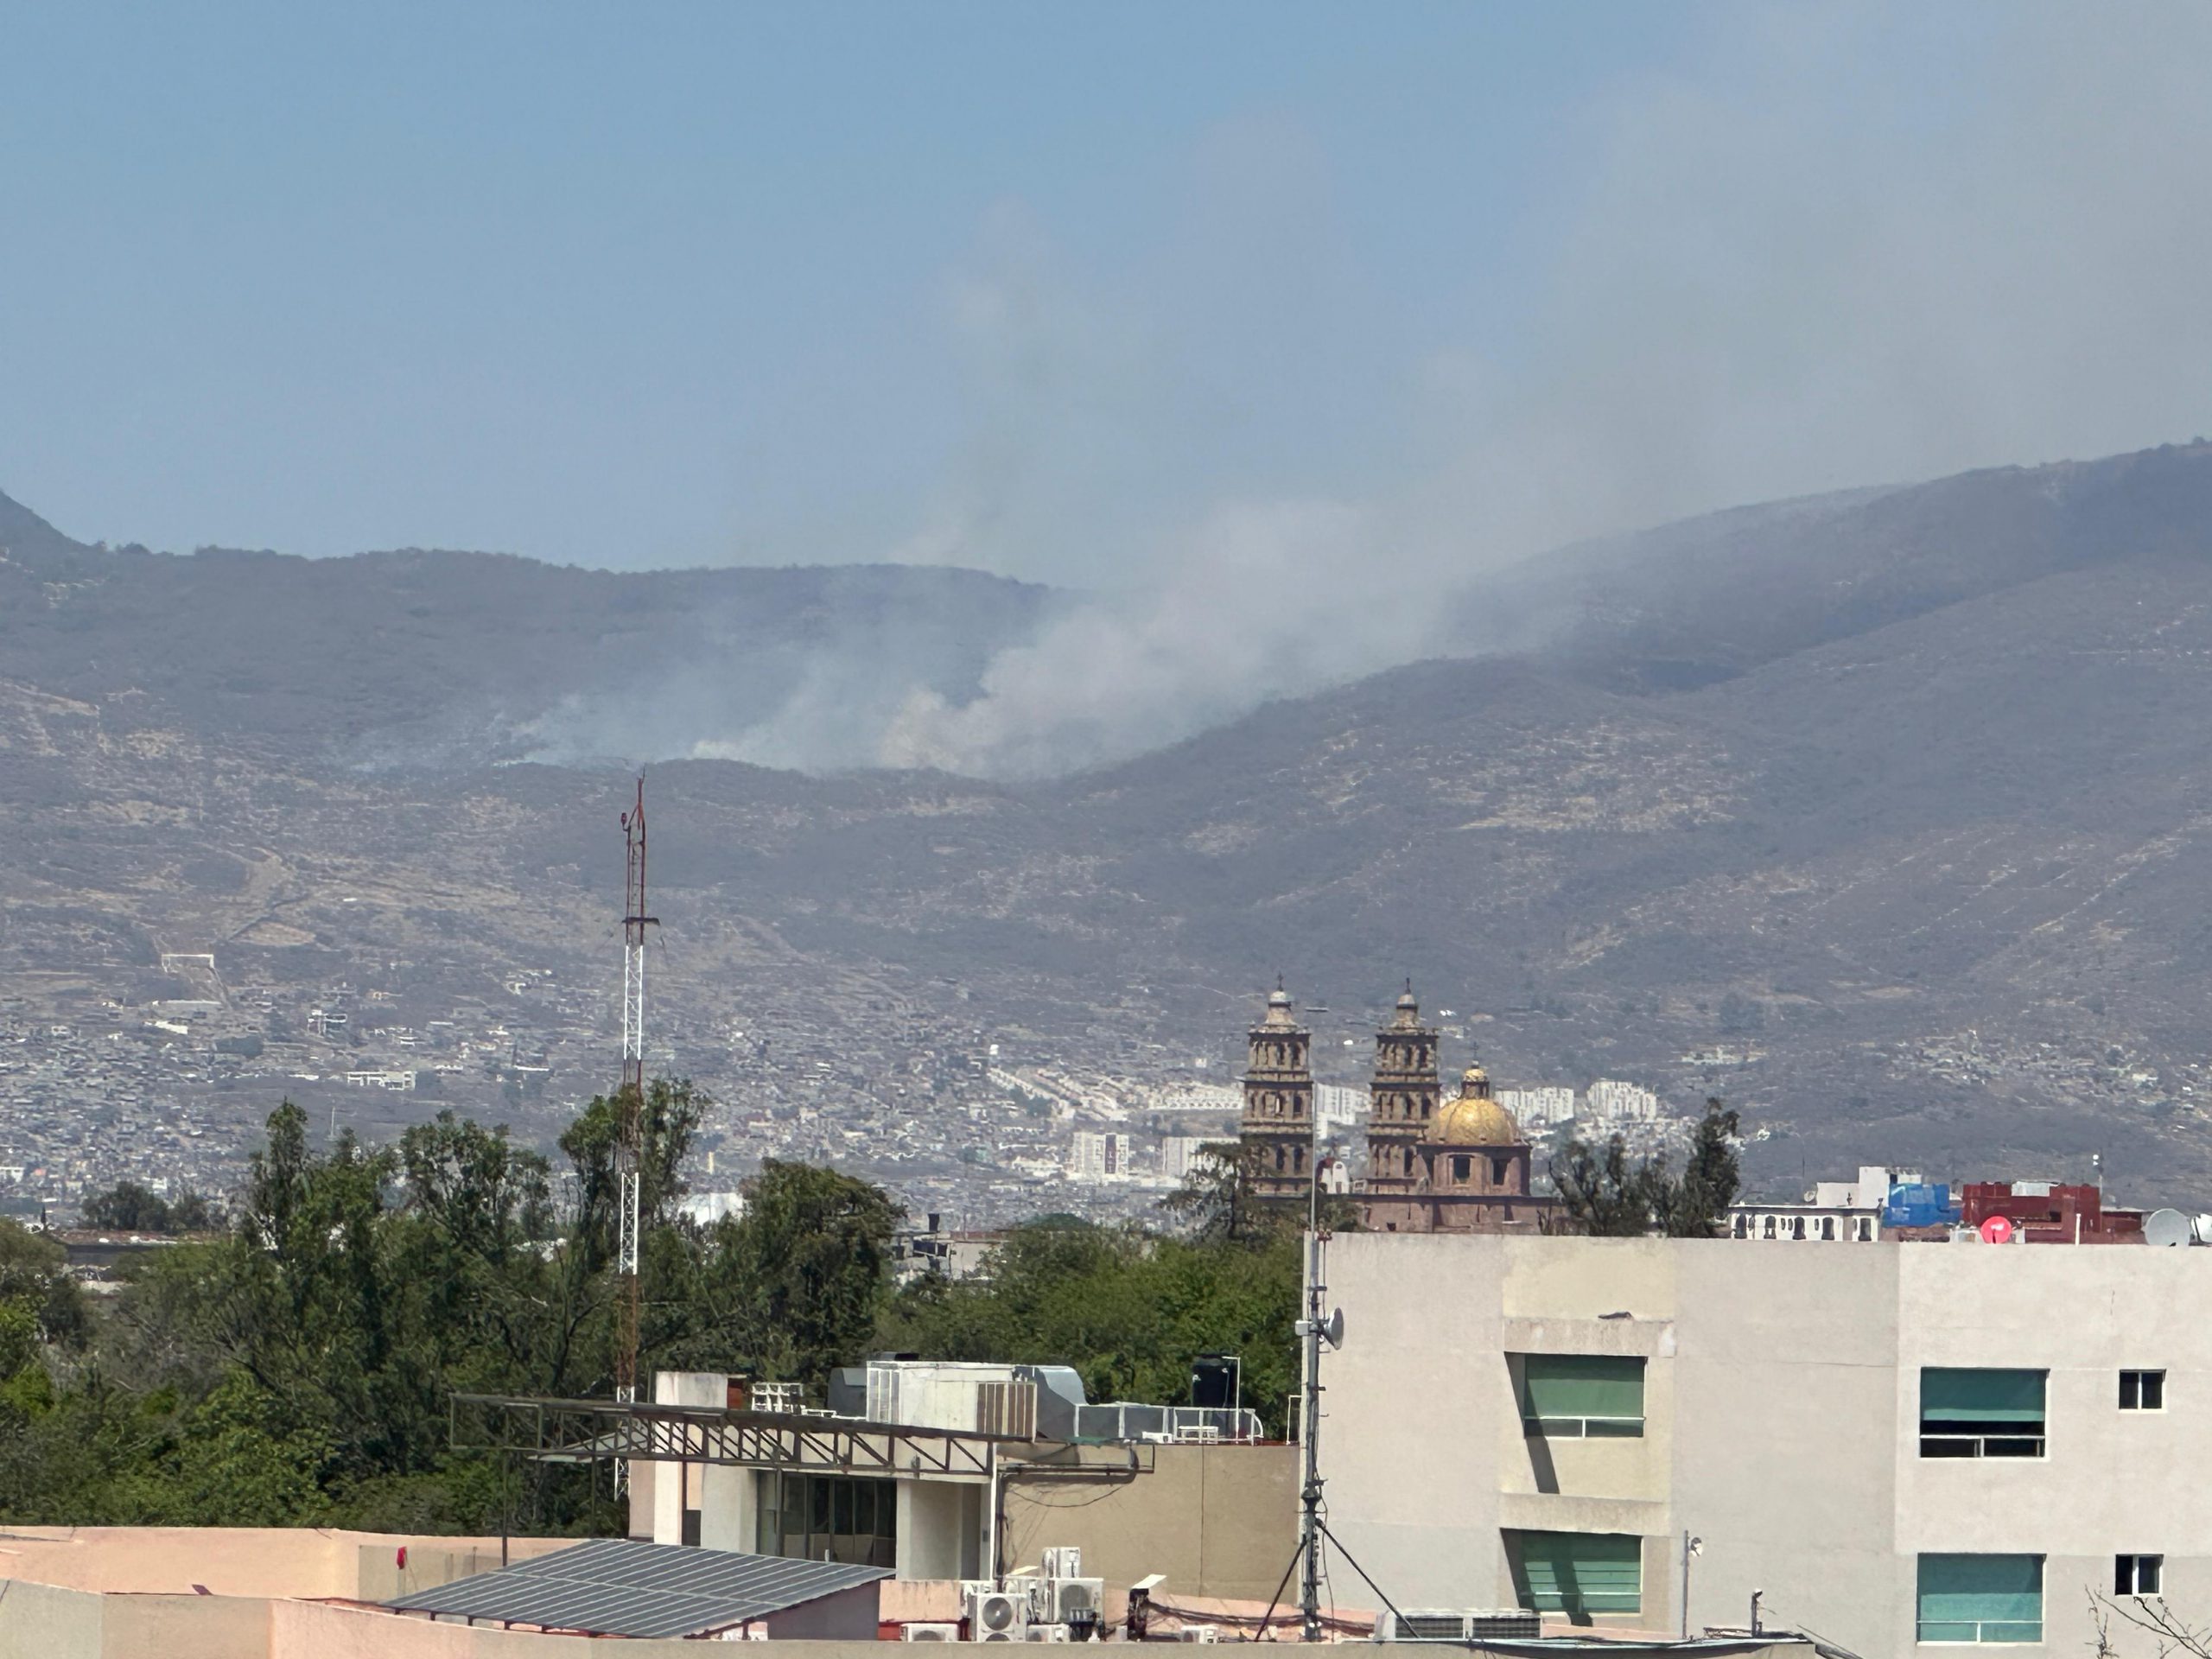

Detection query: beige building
xmin=1325 ymin=1232 xmax=2212 ymax=1655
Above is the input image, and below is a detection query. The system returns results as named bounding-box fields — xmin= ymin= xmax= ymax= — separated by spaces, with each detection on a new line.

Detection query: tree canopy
xmin=0 ymin=1081 xmax=1317 ymax=1531
xmin=1550 ymin=1099 xmax=1744 ymax=1238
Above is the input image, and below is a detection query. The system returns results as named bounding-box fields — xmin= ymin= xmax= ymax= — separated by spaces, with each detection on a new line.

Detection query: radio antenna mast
xmin=615 ymin=778 xmax=658 ymax=1408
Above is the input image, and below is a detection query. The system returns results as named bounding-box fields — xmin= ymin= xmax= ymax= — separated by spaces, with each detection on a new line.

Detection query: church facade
xmin=1236 ymin=985 xmax=1560 ymax=1235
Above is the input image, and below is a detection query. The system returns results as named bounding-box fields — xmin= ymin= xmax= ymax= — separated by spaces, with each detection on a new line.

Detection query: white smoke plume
xmin=555 ymin=3 xmax=2212 ymax=779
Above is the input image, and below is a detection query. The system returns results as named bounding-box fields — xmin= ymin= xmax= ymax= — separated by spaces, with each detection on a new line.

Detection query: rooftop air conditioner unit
xmin=969 ymin=1588 xmax=1031 ymax=1642
xmin=1026 ymin=1626 xmax=1072 ymax=1643
xmin=1041 ymin=1547 xmax=1083 ymax=1580
xmin=902 ymin=1624 xmax=961 ymax=1642
xmin=1045 ymin=1580 xmax=1106 ymax=1624
xmin=1373 ymin=1611 xmax=1541 ymax=1643
xmin=1176 ymin=1627 xmax=1220 ymax=1643
xmin=1467 ymin=1613 xmax=1545 ymax=1641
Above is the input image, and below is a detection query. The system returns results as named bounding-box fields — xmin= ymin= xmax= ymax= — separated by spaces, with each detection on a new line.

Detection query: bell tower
xmin=1362 ymin=985 xmax=1440 ymax=1232
xmin=1239 ymin=984 xmax=1315 ymax=1205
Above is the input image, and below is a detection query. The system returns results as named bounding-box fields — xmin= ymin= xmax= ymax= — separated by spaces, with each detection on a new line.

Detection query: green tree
xmin=1656 ymin=1100 xmax=1743 ymax=1237
xmin=83 ymin=1180 xmax=174 ymax=1232
xmin=672 ymin=1160 xmax=904 ymax=1390
xmin=1550 ymin=1134 xmax=1662 ymax=1236
xmin=883 ymin=1218 xmax=1302 ymax=1434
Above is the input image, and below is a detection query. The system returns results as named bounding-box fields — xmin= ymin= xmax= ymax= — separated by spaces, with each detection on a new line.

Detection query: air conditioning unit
xmin=1044 ymin=1579 xmax=1106 ymax=1624
xmin=1026 ymin=1626 xmax=1072 ymax=1643
xmin=968 ymin=1588 xmax=1032 ymax=1642
xmin=1373 ymin=1610 xmax=1541 ymax=1643
xmin=1041 ymin=1547 xmax=1083 ymax=1580
xmin=902 ymin=1624 xmax=961 ymax=1642
xmin=1176 ymin=1627 xmax=1221 ymax=1643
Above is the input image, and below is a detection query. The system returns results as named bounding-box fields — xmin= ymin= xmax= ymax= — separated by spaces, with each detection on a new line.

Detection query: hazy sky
xmin=5 ymin=3 xmax=2210 ymax=607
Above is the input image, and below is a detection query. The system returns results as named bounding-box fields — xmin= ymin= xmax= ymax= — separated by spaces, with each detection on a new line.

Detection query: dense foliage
xmin=885 ymin=1219 xmax=1304 ymax=1433
xmin=0 ymin=1085 xmax=1312 ymax=1530
xmin=1551 ymin=1098 xmax=1744 ymax=1237
xmin=0 ymin=1084 xmax=908 ymax=1532
xmin=80 ymin=1180 xmax=219 ymax=1235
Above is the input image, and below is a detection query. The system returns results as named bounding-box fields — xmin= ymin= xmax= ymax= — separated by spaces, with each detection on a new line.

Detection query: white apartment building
xmin=1315 ymin=1083 xmax=1367 ymax=1129
xmin=1157 ymin=1135 xmax=1213 ymax=1183
xmin=1325 ymin=1233 xmax=2207 ymax=1656
xmin=1586 ymin=1079 xmax=1662 ymax=1122
xmin=1065 ymin=1130 xmax=1129 ymax=1183
xmin=1500 ymin=1086 xmax=1578 ymax=1128
xmin=1727 ymin=1166 xmax=1926 ymax=1243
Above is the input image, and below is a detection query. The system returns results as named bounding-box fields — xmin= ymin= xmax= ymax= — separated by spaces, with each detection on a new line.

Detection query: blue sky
xmin=3 ymin=3 xmax=2208 ymax=588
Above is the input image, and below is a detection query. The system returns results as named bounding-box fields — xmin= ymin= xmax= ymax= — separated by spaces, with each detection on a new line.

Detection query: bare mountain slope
xmin=12 ymin=445 xmax=2212 ymax=1202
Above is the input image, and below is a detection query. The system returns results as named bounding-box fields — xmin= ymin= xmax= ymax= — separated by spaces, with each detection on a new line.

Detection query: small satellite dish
xmin=2146 ymin=1208 xmax=2192 ymax=1247
xmin=2194 ymin=1214 xmax=2212 ymax=1246
xmin=1979 ymin=1215 xmax=2015 ymax=1245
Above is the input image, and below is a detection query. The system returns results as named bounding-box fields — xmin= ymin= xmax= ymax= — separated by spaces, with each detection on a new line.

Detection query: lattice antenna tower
xmin=615 ymin=778 xmax=658 ymax=1405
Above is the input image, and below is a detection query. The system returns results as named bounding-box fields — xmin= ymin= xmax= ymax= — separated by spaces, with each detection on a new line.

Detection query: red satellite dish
xmin=1980 ymin=1215 xmax=2014 ymax=1244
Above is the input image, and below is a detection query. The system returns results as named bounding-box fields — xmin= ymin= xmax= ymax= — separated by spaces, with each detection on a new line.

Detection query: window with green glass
xmin=1507 ymin=1530 xmax=1643 ymax=1616
xmin=1917 ymin=1554 xmax=2043 ymax=1643
xmin=1518 ymin=1354 xmax=1645 ymax=1437
xmin=1920 ymin=1369 xmax=2046 ymax=1459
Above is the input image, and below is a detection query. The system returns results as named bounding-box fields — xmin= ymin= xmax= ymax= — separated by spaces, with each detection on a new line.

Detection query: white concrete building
xmin=1316 ymin=1083 xmax=1368 ymax=1130
xmin=1066 ymin=1130 xmax=1129 ymax=1182
xmin=1586 ymin=1079 xmax=1662 ymax=1122
xmin=1325 ymin=1232 xmax=2206 ymax=1656
xmin=1158 ymin=1135 xmax=1213 ymax=1183
xmin=1500 ymin=1085 xmax=1578 ymax=1129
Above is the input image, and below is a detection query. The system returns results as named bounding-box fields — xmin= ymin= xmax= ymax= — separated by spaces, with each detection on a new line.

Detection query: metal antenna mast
xmin=615 ymin=779 xmax=658 ymax=1407
xmin=1297 ymin=1103 xmax=1342 ymax=1643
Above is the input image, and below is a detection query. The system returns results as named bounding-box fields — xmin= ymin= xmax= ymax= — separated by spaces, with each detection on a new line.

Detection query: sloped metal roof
xmin=385 ymin=1538 xmax=889 ymax=1638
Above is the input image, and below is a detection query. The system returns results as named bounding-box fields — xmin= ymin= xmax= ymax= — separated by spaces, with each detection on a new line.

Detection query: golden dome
xmin=1427 ymin=1065 xmax=1523 ymax=1145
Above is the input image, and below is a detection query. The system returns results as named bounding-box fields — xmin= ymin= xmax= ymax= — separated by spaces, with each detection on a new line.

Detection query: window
xmin=1732 ymin=1215 xmax=1747 ymax=1238
xmin=1492 ymin=1156 xmax=1511 ymax=1184
xmin=1763 ymin=1216 xmax=1777 ymax=1239
xmin=754 ymin=1472 xmax=898 ymax=1567
xmin=1452 ymin=1155 xmax=1471 ymax=1182
xmin=2121 ymin=1370 xmax=2165 ymax=1411
xmin=1791 ymin=1216 xmax=1806 ymax=1240
xmin=1507 ymin=1530 xmax=1642 ymax=1617
xmin=1519 ymin=1354 xmax=1645 ymax=1438
xmin=1917 ymin=1554 xmax=2043 ymax=1643
xmin=1821 ymin=1217 xmax=1836 ymax=1240
xmin=1857 ymin=1217 xmax=1874 ymax=1241
xmin=2116 ymin=1555 xmax=2163 ymax=1597
xmin=1920 ymin=1369 xmax=2047 ymax=1458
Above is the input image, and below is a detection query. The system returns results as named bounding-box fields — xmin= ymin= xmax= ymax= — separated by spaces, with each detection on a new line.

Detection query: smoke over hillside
xmin=517 ymin=4 xmax=2212 ymax=780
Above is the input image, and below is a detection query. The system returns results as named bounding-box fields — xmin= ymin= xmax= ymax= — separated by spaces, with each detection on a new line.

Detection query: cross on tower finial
xmin=1276 ymin=971 xmax=1285 ymax=993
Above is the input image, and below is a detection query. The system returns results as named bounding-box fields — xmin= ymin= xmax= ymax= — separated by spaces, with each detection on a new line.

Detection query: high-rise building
xmin=1158 ymin=1135 xmax=1213 ymax=1183
xmin=1066 ymin=1130 xmax=1129 ymax=1183
xmin=1236 ymin=986 xmax=1314 ymax=1205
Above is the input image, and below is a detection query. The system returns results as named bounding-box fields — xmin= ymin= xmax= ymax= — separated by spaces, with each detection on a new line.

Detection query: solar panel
xmin=385 ymin=1538 xmax=891 ymax=1638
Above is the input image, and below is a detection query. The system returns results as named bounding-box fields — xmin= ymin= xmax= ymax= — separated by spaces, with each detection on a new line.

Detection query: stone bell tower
xmin=1362 ymin=985 xmax=1440 ymax=1232
xmin=1239 ymin=984 xmax=1315 ymax=1205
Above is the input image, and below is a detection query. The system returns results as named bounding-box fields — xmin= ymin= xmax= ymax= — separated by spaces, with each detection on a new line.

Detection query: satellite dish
xmin=2146 ymin=1208 xmax=2192 ymax=1247
xmin=2193 ymin=1214 xmax=2212 ymax=1246
xmin=1979 ymin=1215 xmax=2015 ymax=1245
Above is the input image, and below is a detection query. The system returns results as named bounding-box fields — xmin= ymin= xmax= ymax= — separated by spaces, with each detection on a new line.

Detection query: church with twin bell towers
xmin=1236 ymin=983 xmax=1557 ymax=1234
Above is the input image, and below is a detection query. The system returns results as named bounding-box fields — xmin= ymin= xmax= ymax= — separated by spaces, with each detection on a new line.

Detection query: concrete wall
xmin=756 ymin=1580 xmax=884 ymax=1639
xmin=898 ymin=1477 xmax=980 ymax=1580
xmin=0 ymin=1579 xmax=107 ymax=1659
xmin=1000 ymin=1442 xmax=1297 ymax=1601
xmin=1329 ymin=1233 xmax=2212 ymax=1659
xmin=0 ymin=1529 xmax=584 ymax=1659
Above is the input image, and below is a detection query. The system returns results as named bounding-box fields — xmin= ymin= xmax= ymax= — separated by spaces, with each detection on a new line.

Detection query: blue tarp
xmin=1885 ymin=1182 xmax=1961 ymax=1228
